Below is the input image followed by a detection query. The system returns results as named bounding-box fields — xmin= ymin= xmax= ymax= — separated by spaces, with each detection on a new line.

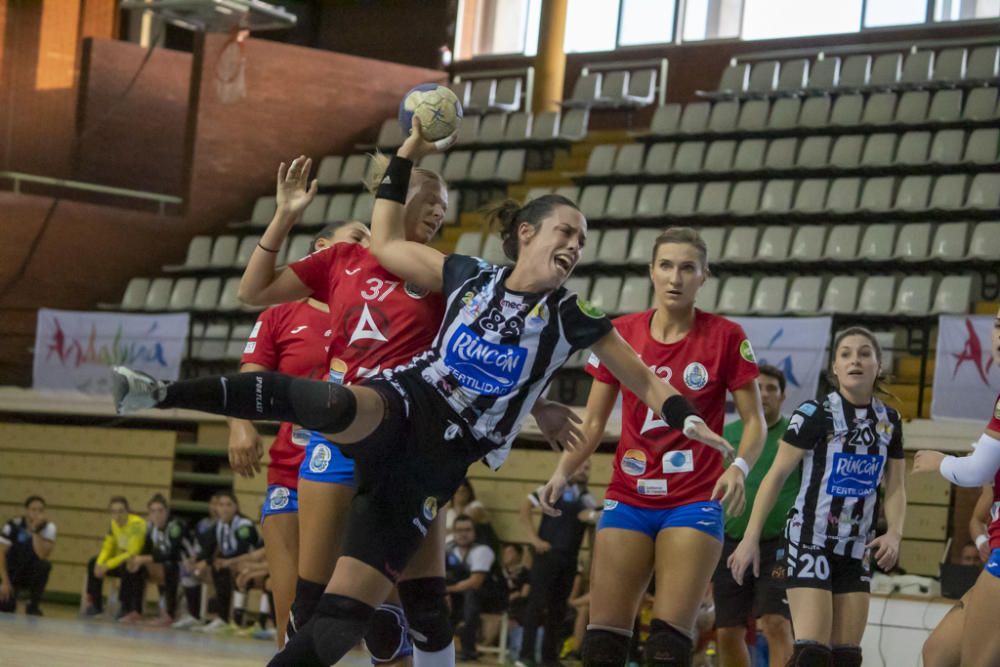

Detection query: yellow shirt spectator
xmin=96 ymin=513 xmax=146 ymax=570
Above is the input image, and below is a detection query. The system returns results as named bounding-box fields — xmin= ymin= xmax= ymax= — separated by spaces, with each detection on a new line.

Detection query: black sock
xmin=234 ymin=607 xmax=245 ymax=626
xmin=157 ymin=373 xmax=356 ymax=432
xmin=183 ymin=585 xmax=201 ymax=618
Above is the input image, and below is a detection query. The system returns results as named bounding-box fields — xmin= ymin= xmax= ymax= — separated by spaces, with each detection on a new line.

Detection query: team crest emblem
xmin=444 ymin=422 xmax=461 ymax=441
xmin=270 ymin=486 xmax=290 ymax=510
xmin=577 ymin=297 xmax=604 ymax=319
xmin=739 ymin=339 xmax=756 ymax=363
xmin=621 ymin=449 xmax=647 ymax=476
xmin=683 ymin=362 xmax=709 ymax=390
xmin=995 ymin=396 xmax=1000 ymax=419
xmin=405 ymin=282 xmax=429 ymax=299
xmin=309 ymin=444 xmax=332 ymax=473
xmin=422 ymin=496 xmax=438 ymax=521
xmin=527 ymin=302 xmax=548 ymax=327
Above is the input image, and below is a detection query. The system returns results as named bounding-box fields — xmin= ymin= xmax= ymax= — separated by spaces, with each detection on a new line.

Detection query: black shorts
xmin=338 ymin=368 xmax=485 ymax=581
xmin=783 ymin=537 xmax=871 ymax=595
xmin=713 ymin=536 xmax=790 ymax=627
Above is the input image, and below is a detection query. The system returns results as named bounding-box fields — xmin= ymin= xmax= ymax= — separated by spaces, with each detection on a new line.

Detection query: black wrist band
xmin=376 ymin=155 xmax=413 ymax=204
xmin=661 ymin=394 xmax=700 ymax=430
xmin=257 ymin=242 xmax=279 ymax=253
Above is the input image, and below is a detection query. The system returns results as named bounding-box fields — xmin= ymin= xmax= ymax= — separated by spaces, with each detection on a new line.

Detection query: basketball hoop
xmin=215 ymin=26 xmax=249 ymax=104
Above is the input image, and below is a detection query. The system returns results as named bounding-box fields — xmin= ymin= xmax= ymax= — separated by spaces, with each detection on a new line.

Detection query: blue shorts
xmin=298 ymin=431 xmax=356 ymax=486
xmin=598 ymin=499 xmax=724 ymax=542
xmin=987 ymin=548 xmax=1000 ymax=580
xmin=260 ymin=485 xmax=298 ymax=522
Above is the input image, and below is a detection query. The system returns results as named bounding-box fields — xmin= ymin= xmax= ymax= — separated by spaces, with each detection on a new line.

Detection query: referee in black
xmin=517 ymin=460 xmax=599 ymax=667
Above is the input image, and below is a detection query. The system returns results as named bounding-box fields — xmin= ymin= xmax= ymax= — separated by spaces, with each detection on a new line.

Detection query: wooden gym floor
xmin=0 ymin=604 xmax=374 ymax=667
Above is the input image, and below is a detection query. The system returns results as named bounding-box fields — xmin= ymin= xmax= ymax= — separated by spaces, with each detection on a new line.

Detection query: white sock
xmin=233 ymin=591 xmax=246 ymax=611
xmin=259 ymin=594 xmax=270 ymax=615
xmin=414 ymin=641 xmax=455 ymax=667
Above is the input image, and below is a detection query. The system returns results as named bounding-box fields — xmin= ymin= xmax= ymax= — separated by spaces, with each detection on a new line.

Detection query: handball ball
xmin=398 ymin=83 xmax=463 ymax=142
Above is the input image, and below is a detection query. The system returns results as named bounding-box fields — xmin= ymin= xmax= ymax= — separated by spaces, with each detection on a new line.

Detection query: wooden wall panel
xmin=0 ymin=422 xmax=175 ymax=596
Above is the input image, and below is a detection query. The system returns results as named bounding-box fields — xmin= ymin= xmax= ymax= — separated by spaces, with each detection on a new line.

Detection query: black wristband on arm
xmin=660 ymin=394 xmax=700 ymax=430
xmin=375 ymin=156 xmax=413 ymax=204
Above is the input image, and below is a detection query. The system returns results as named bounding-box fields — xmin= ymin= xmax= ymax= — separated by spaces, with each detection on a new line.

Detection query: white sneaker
xmin=111 ymin=366 xmax=165 ymax=414
xmin=171 ymin=614 xmax=202 ymax=630
xmin=193 ymin=617 xmax=229 ymax=633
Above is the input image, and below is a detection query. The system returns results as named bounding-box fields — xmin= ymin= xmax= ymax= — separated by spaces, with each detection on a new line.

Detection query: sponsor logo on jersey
xmin=243 ymin=341 xmax=256 ymax=354
xmin=444 ymin=324 xmax=527 ymax=395
xmin=309 ymin=444 xmax=332 ymax=473
xmin=347 ymin=303 xmax=389 ymax=347
xmin=587 ymin=352 xmax=600 ymax=368
xmin=788 ymin=413 xmax=805 ymax=434
xmin=291 ymin=429 xmax=311 ymax=446
xmin=637 ymin=478 xmax=668 ymax=496
xmin=269 ymin=486 xmax=290 ymax=510
xmin=603 ymin=499 xmax=619 ymax=511
xmin=827 ymin=453 xmax=884 ymax=497
xmin=662 ymin=449 xmax=694 ymax=473
xmin=249 ymin=321 xmax=262 ymax=339
xmin=422 ymin=496 xmax=438 ymax=522
xmin=799 ymin=402 xmax=818 ymax=417
xmin=405 ymin=282 xmax=429 ymax=299
xmin=324 ymin=329 xmax=332 ymax=337
xmin=329 ymin=358 xmax=347 ymax=384
xmin=461 ymin=290 xmax=488 ymax=319
xmin=345 ymin=268 xmax=360 ymax=275
xmin=683 ymin=362 xmax=709 ymax=390
xmin=739 ymin=339 xmax=756 ymax=363
xmin=291 ymin=325 xmax=308 ymax=334
xmin=444 ymin=422 xmax=461 ymax=441
xmin=621 ymin=449 xmax=647 ymax=476
xmin=576 ymin=297 xmax=605 ymax=319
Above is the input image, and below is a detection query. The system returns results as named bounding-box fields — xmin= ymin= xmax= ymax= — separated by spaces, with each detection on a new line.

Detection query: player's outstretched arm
xmin=369 ymin=118 xmax=454 ymax=293
xmin=239 ymin=156 xmax=314 ymax=306
xmin=913 ymin=427 xmax=1000 ymax=485
xmin=590 ymin=329 xmax=733 ymax=459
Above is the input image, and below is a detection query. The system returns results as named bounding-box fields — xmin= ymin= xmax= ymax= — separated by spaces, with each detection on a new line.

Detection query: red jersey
xmin=290 ymin=243 xmax=444 ymax=385
xmin=987 ymin=393 xmax=1000 ymax=550
xmin=588 ymin=309 xmax=759 ymax=509
xmin=241 ymin=300 xmax=330 ymax=488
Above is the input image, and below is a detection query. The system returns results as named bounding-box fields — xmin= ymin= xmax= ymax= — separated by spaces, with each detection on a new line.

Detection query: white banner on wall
xmin=33 ymin=309 xmax=189 ymax=395
xmin=932 ymin=315 xmax=1000 ymax=421
xmin=730 ymin=316 xmax=833 ymax=416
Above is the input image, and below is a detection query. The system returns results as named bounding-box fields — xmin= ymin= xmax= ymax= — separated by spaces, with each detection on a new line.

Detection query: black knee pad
xmin=289 ymin=577 xmax=326 ymax=638
xmin=310 ymin=593 xmax=376 ymax=666
xmin=267 ymin=617 xmax=324 ymax=667
xmin=365 ymin=603 xmax=414 ymax=662
xmin=831 ymin=645 xmax=862 ymax=667
xmin=398 ymin=577 xmax=452 ymax=652
xmin=790 ymin=641 xmax=833 ymax=667
xmin=643 ymin=619 xmax=692 ymax=667
xmin=582 ymin=628 xmax=631 ymax=667
xmin=288 ymin=376 xmax=357 ymax=432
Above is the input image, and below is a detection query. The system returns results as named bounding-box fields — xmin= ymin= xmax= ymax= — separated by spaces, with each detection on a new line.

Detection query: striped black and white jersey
xmin=214 ymin=514 xmax=258 ymax=559
xmin=783 ymin=391 xmax=904 ymax=559
xmin=402 ymin=254 xmax=613 ymax=469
